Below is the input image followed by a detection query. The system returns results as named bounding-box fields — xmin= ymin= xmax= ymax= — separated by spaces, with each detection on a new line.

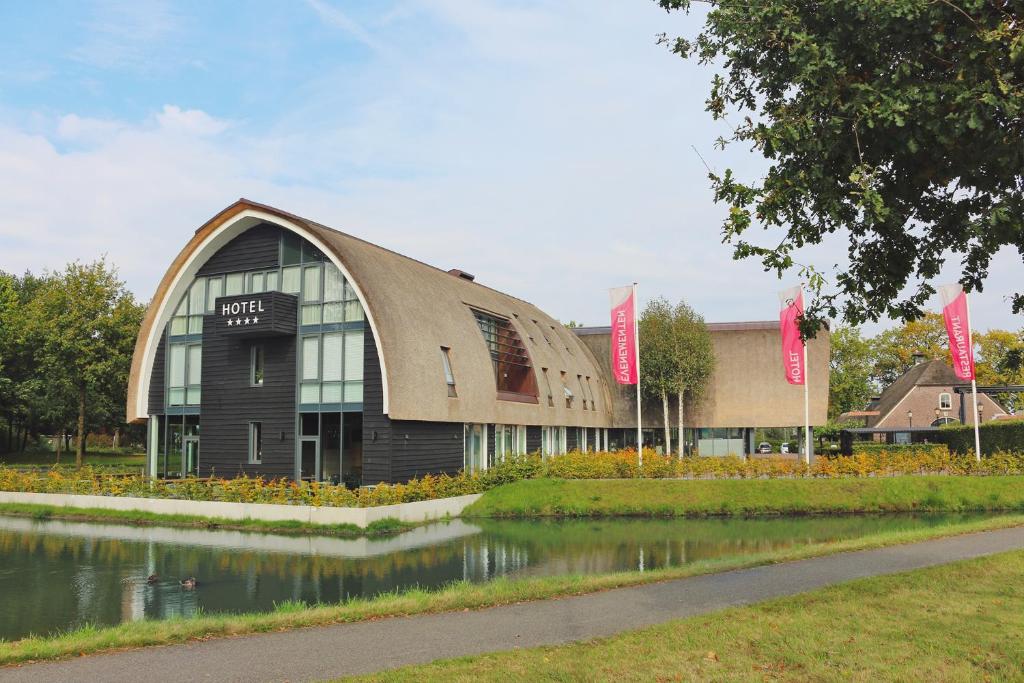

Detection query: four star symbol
xmin=225 ymin=316 xmax=260 ymax=327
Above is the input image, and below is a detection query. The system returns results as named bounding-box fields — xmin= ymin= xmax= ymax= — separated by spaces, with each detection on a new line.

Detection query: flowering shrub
xmin=1 ymin=446 xmax=1022 ymax=508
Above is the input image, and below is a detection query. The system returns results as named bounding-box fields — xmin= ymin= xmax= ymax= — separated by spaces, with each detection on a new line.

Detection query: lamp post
xmin=907 ymin=409 xmax=913 ymax=428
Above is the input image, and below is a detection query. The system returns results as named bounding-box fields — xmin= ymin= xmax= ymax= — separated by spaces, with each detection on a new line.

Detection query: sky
xmin=0 ymin=0 xmax=1020 ymax=334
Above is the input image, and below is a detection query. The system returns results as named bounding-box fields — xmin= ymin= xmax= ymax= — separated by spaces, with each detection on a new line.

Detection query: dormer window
xmin=472 ymin=309 xmax=539 ymax=401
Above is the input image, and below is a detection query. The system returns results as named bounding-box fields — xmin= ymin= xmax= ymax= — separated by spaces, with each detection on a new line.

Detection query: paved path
xmin=4 ymin=526 xmax=1024 ymax=683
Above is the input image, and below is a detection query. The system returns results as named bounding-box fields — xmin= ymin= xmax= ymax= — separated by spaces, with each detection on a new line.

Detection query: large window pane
xmin=322 ymin=333 xmax=342 ymax=381
xmin=300 ymin=382 xmax=320 ymax=404
xmin=344 ymin=330 xmax=363 ymax=381
xmin=322 ymin=382 xmax=342 ymax=403
xmin=303 ymin=265 xmax=321 ymax=301
xmin=343 ymin=381 xmax=363 ymax=403
xmin=281 ymin=266 xmax=301 ymax=294
xmin=282 ymin=234 xmax=301 ymax=266
xmin=324 ymin=265 xmax=344 ymax=302
xmin=169 ymin=344 xmax=186 ymax=387
xmin=188 ymin=315 xmax=203 ymax=335
xmin=187 ymin=345 xmax=202 ymax=385
xmin=188 ymin=280 xmax=205 ymax=314
xmin=225 ymin=273 xmax=244 ymax=296
xmin=323 ymin=302 xmax=343 ymax=324
xmin=301 ymin=304 xmax=321 ymax=326
xmin=344 ymin=300 xmax=364 ymax=322
xmin=168 ymin=388 xmax=185 ymax=406
xmin=266 ymin=271 xmax=279 ymax=291
xmin=170 ymin=316 xmax=188 ymax=336
xmin=302 ymin=337 xmax=320 ymax=381
xmin=206 ymin=277 xmax=223 ymax=312
xmin=186 ymin=387 xmax=201 ymax=405
xmin=249 ymin=272 xmax=265 ymax=293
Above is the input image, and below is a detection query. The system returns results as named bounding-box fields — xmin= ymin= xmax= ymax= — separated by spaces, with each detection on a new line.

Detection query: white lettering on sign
xmin=221 ymin=299 xmax=266 ymax=327
xmin=787 ymin=350 xmax=802 ymax=383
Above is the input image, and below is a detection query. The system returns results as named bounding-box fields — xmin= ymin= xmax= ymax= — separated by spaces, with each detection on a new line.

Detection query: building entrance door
xmin=300 ymin=438 xmax=318 ymax=481
xmin=183 ymin=437 xmax=199 ymax=477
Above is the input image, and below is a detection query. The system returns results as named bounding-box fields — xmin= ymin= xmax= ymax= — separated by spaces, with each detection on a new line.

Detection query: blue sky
xmin=0 ymin=0 xmax=1020 ymax=333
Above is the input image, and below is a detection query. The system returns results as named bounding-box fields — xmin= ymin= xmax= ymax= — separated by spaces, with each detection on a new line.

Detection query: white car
xmin=780 ymin=443 xmax=791 ymax=454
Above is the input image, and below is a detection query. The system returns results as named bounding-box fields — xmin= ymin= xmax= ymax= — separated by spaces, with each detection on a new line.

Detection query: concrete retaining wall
xmin=0 ymin=491 xmax=482 ymax=528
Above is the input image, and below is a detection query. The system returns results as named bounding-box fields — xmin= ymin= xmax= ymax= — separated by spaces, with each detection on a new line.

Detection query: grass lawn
xmin=466 ymin=475 xmax=1024 ymax=518
xmin=1 ymin=513 xmax=1022 ymax=666
xmin=351 ymin=549 xmax=1024 ymax=682
xmin=0 ymin=449 xmax=145 ymax=469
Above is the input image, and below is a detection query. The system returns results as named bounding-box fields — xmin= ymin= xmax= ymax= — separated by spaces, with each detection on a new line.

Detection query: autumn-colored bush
xmin=1 ymin=446 xmax=1022 ymax=508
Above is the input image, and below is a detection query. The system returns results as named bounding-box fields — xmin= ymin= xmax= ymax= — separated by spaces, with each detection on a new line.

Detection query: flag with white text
xmin=609 ymin=285 xmax=638 ymax=385
xmin=778 ymin=285 xmax=806 ymax=385
xmin=939 ymin=284 xmax=975 ymax=381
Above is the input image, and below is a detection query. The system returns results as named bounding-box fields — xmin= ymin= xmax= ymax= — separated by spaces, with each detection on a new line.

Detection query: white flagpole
xmin=966 ymin=293 xmax=981 ymax=461
xmin=633 ymin=282 xmax=642 ymax=468
xmin=803 ymin=337 xmax=811 ymax=465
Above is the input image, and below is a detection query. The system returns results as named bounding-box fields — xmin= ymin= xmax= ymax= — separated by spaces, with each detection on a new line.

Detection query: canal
xmin=0 ymin=512 xmax=999 ymax=641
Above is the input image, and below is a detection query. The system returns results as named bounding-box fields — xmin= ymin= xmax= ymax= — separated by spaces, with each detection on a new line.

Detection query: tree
xmin=27 ymin=260 xmax=143 ymax=466
xmin=975 ymin=328 xmax=1024 ymax=411
xmin=670 ymin=300 xmax=715 ymax=456
xmin=828 ymin=326 xmax=875 ymax=419
xmin=657 ymin=1 xmax=1024 ymax=333
xmin=639 ymin=298 xmax=677 ymax=453
xmin=870 ymin=312 xmax=949 ymax=386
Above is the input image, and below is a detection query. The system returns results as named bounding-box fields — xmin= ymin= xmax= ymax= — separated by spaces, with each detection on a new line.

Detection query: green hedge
xmin=840 ymin=443 xmax=949 ymax=457
xmin=935 ymin=420 xmax=1024 ymax=456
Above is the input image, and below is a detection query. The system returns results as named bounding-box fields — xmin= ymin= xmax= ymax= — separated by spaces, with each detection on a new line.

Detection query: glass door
xmin=183 ymin=437 xmax=199 ymax=477
xmin=464 ymin=424 xmax=486 ymax=472
xmin=300 ymin=438 xmax=318 ymax=481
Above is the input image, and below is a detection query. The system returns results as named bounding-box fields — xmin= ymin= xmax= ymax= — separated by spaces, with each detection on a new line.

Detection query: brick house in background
xmin=841 ymin=356 xmax=1007 ymax=430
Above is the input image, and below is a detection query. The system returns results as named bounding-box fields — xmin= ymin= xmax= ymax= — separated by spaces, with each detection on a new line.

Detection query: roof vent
xmin=912 ymin=352 xmax=927 ymax=365
xmin=448 ymin=269 xmax=476 ymax=282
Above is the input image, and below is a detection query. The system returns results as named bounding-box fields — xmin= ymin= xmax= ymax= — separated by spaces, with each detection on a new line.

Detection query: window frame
xmin=250 ymin=345 xmax=265 ymax=387
xmin=248 ymin=421 xmax=262 ymax=464
xmin=441 ymin=347 xmax=457 ymax=397
xmin=939 ymin=392 xmax=953 ymax=411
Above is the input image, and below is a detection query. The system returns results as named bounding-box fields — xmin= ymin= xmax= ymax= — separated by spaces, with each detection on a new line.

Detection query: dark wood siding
xmin=390 ymin=421 xmax=464 ymax=483
xmin=361 ymin=325 xmax=391 ymax=484
xmin=526 ymin=426 xmax=542 ymax=453
xmin=198 ymin=302 xmax=297 ymax=479
xmin=197 ymin=223 xmax=281 ymax=276
xmin=148 ymin=331 xmax=166 ymax=415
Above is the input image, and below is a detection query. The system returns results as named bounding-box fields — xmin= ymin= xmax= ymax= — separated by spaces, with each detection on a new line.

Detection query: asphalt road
xmin=4 ymin=525 xmax=1024 ymax=683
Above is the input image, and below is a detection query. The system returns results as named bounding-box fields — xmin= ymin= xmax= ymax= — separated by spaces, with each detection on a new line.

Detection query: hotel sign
xmin=212 ymin=291 xmax=297 ymax=337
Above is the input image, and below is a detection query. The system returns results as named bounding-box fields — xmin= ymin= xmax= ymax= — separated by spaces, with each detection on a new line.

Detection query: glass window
xmin=302 ymin=336 xmax=320 ymax=381
xmin=464 ymin=423 xmax=486 ymax=472
xmin=303 ymin=265 xmax=321 ymax=301
xmin=168 ymin=388 xmax=185 ymax=406
xmin=441 ymin=347 xmax=457 ymax=397
xmin=301 ymin=304 xmax=321 ymax=326
xmin=225 ymin=273 xmax=244 ymax=296
xmin=322 ymin=333 xmax=343 ymax=382
xmin=300 ymin=383 xmax=320 ymax=404
xmin=249 ymin=422 xmax=262 ymax=463
xmin=187 ymin=345 xmax=202 ymax=386
xmin=186 ymin=387 xmax=201 ymax=405
xmin=323 ymin=302 xmax=344 ymax=324
xmin=542 ymin=368 xmax=553 ymax=407
xmin=251 ymin=345 xmax=264 ymax=386
xmin=301 ymin=413 xmax=320 ymax=436
xmin=189 ymin=279 xmax=205 ymax=313
xmin=344 ymin=300 xmax=364 ymax=322
xmin=324 ymin=265 xmax=344 ymax=302
xmin=939 ymin=393 xmax=952 ymax=410
xmin=170 ymin=295 xmax=188 ymax=335
xmin=302 ymin=240 xmax=324 ymax=262
xmin=188 ymin=315 xmax=204 ymax=335
xmin=249 ymin=272 xmax=265 ymax=293
xmin=266 ymin=271 xmax=279 ymax=292
xmin=322 ymin=382 xmax=342 ymax=403
xmin=343 ymin=381 xmax=363 ymax=403
xmin=282 ymin=233 xmax=302 ymax=266
xmin=281 ymin=266 xmax=301 ymax=294
xmin=169 ymin=343 xmax=186 ymax=387
xmin=206 ymin=277 xmax=223 ymax=312
xmin=344 ymin=330 xmax=363 ymax=381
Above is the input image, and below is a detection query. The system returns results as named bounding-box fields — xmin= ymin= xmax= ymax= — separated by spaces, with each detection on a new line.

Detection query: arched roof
xmin=127 ymin=199 xmax=611 ymax=427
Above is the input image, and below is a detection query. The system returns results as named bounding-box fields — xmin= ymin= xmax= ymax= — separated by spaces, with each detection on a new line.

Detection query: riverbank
xmin=351 ymin=547 xmax=1024 ymax=681
xmin=0 ymin=503 xmax=415 ymax=538
xmin=2 ymin=513 xmax=1022 ymax=667
xmin=465 ymin=475 xmax=1024 ymax=518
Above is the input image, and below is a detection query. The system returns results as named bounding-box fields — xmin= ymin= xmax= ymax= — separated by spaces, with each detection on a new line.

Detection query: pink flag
xmin=609 ymin=285 xmax=638 ymax=385
xmin=939 ymin=284 xmax=975 ymax=381
xmin=778 ymin=286 xmax=805 ymax=385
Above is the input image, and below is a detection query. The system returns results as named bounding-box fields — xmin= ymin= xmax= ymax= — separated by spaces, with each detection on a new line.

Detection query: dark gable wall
xmin=361 ymin=325 xmax=463 ymax=484
xmin=197 ymin=223 xmax=281 ymax=276
xmin=199 ymin=313 xmax=297 ymax=478
xmin=148 ymin=331 xmax=166 ymax=415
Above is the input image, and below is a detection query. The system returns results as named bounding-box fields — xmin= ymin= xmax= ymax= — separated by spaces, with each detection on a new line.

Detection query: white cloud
xmin=155 ymin=105 xmax=231 ymax=136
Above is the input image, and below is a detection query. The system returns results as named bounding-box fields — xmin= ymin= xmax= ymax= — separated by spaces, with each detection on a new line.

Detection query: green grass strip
xmin=465 ymin=475 xmax=1024 ymax=518
xmin=0 ymin=503 xmax=414 ymax=538
xmin=2 ymin=513 xmax=1023 ymax=667
xmin=352 ymin=548 xmax=1024 ymax=681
